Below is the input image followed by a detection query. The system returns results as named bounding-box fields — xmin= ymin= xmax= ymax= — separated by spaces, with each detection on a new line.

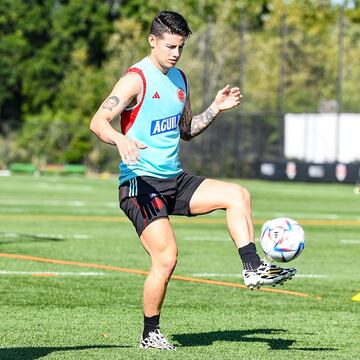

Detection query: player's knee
xmin=232 ymin=185 xmax=251 ymax=208
xmin=159 ymin=255 xmax=177 ymax=279
xmin=164 ymin=256 xmax=177 ymax=274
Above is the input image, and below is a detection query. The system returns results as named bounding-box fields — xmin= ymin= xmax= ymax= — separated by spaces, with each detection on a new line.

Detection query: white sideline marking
xmin=340 ymin=239 xmax=360 ymax=244
xmin=0 ymin=270 xmax=105 ymax=276
xmin=192 ymin=273 xmax=328 ymax=279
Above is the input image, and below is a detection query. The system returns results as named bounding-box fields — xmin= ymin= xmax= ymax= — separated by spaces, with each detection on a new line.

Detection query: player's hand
xmin=212 ymin=85 xmax=243 ymax=112
xmin=115 ymin=135 xmax=147 ymax=165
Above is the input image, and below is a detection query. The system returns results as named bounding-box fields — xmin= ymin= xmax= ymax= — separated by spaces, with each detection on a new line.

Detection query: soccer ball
xmin=260 ymin=217 xmax=305 ymax=262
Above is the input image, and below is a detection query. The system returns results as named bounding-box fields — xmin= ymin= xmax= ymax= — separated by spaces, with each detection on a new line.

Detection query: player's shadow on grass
xmin=0 ymin=232 xmax=65 ymax=245
xmin=0 ymin=344 xmax=131 ymax=360
xmin=173 ymin=329 xmax=338 ymax=351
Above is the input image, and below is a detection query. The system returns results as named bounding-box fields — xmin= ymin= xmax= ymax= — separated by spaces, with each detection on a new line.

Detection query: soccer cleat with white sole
xmin=140 ymin=329 xmax=176 ymax=350
xmin=243 ymin=259 xmax=296 ymax=289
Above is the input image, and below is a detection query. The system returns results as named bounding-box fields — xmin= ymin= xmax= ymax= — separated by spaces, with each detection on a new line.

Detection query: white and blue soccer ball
xmin=260 ymin=217 xmax=305 ymax=262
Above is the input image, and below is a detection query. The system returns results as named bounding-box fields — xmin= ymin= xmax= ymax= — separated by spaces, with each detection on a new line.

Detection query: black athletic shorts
xmin=119 ymin=171 xmax=205 ymax=236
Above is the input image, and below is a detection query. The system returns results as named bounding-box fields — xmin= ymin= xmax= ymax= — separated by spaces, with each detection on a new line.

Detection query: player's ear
xmin=148 ymin=34 xmax=156 ymax=49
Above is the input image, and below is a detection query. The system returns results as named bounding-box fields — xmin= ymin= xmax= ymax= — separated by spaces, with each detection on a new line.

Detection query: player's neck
xmin=148 ymin=54 xmax=170 ymax=75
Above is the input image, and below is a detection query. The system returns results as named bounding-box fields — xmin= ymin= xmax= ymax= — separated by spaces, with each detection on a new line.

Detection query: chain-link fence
xmin=180 ymin=112 xmax=284 ymax=178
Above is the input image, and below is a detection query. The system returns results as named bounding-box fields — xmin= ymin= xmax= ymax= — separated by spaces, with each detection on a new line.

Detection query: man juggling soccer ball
xmin=90 ymin=10 xmax=296 ymax=351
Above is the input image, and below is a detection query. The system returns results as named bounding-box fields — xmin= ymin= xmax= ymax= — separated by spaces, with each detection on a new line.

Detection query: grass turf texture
xmin=0 ymin=175 xmax=359 ymax=359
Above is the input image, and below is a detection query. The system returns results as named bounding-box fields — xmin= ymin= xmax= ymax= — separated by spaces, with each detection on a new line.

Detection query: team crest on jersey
xmin=177 ymin=88 xmax=185 ymax=102
xmin=150 ymin=114 xmax=181 ymax=135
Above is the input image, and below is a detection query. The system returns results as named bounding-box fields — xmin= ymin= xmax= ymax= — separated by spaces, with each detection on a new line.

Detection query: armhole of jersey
xmin=124 ymin=68 xmax=144 ymax=110
xmin=178 ymin=69 xmax=188 ymax=95
xmin=120 ymin=67 xmax=147 ymax=135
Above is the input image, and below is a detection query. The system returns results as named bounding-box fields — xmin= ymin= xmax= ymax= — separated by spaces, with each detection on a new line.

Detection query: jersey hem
xmin=119 ymin=169 xmax=183 ymax=186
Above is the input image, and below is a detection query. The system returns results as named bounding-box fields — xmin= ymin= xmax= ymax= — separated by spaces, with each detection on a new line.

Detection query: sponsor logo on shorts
xmin=150 ymin=114 xmax=180 ymax=135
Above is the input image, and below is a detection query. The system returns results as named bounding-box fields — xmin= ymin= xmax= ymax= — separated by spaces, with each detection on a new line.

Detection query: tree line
xmin=1 ymin=0 xmax=359 ymax=172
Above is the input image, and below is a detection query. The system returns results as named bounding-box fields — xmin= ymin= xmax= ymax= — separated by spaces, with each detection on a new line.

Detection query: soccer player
xmin=90 ymin=11 xmax=296 ymax=351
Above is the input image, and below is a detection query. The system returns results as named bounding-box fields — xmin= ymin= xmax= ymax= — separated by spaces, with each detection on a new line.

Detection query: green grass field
xmin=0 ymin=175 xmax=359 ymax=359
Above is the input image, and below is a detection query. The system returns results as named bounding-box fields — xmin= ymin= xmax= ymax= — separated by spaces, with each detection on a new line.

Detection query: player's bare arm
xmin=180 ymin=85 xmax=242 ymax=141
xmin=90 ymin=73 xmax=147 ymax=165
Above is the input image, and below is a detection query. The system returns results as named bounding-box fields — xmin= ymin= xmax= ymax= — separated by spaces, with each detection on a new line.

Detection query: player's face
xmin=149 ymin=33 xmax=186 ymax=72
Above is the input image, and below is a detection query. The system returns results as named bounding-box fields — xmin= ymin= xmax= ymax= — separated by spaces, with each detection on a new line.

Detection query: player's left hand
xmin=213 ymin=85 xmax=242 ymax=112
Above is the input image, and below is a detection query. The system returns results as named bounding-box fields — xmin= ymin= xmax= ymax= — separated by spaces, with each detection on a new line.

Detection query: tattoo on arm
xmin=102 ymin=96 xmax=120 ymax=111
xmin=179 ymin=106 xmax=193 ymax=140
xmin=180 ymin=107 xmax=217 ymax=140
xmin=191 ymin=107 xmax=216 ymax=136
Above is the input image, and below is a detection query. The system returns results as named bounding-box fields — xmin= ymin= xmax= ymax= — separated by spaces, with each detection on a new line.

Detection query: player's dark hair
xmin=150 ymin=11 xmax=192 ymax=38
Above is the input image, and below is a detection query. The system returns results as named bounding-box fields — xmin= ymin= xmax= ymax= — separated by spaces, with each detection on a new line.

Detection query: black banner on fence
xmin=256 ymin=161 xmax=360 ymax=183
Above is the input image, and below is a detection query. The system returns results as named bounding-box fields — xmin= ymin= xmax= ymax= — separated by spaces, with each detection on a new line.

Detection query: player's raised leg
xmin=190 ymin=179 xmax=254 ymax=248
xmin=189 ymin=179 xmax=296 ymax=288
xmin=139 ymin=218 xmax=177 ymax=350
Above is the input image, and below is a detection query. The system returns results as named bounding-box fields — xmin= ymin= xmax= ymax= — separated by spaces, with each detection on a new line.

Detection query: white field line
xmin=72 ymin=234 xmax=90 ymax=239
xmin=1 ymin=202 xmax=359 ymax=222
xmin=295 ymin=274 xmax=328 ymax=278
xmin=0 ymin=199 xmax=87 ymax=206
xmin=0 ymin=199 xmax=118 ymax=207
xmin=253 ymin=211 xmax=341 ymax=220
xmin=340 ymin=239 xmax=360 ymax=244
xmin=184 ymin=236 xmax=260 ymax=242
xmin=36 ymin=183 xmax=93 ymax=192
xmin=192 ymin=273 xmax=328 ymax=279
xmin=0 ymin=208 xmax=116 ymax=215
xmin=0 ymin=270 xmax=105 ymax=276
xmin=192 ymin=273 xmax=242 ymax=278
xmin=0 ymin=199 xmax=347 ymax=220
xmin=105 ymin=202 xmax=118 ymax=208
xmin=184 ymin=236 xmax=230 ymax=242
xmin=0 ymin=232 xmax=90 ymax=240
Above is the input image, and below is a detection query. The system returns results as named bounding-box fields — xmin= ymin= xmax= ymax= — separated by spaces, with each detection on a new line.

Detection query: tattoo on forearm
xmin=191 ymin=107 xmax=216 ymax=135
xmin=102 ymin=96 xmax=119 ymax=111
xmin=180 ymin=107 xmax=217 ymax=140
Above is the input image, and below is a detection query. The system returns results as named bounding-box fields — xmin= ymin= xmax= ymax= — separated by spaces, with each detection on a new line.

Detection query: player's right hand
xmin=115 ymin=135 xmax=147 ymax=165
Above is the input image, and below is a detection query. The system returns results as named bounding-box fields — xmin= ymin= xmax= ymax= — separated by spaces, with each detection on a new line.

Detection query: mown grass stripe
xmin=0 ymin=252 xmax=318 ymax=299
xmin=0 ymin=213 xmax=360 ymax=226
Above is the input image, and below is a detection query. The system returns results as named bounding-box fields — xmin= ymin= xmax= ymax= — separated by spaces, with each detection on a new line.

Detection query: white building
xmin=285 ymin=113 xmax=360 ymax=163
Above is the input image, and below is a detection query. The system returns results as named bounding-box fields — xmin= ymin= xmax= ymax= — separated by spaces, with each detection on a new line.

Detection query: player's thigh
xmin=189 ymin=178 xmax=251 ymax=215
xmin=120 ymin=192 xmax=169 ymax=237
xmin=140 ymin=218 xmax=178 ymax=266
